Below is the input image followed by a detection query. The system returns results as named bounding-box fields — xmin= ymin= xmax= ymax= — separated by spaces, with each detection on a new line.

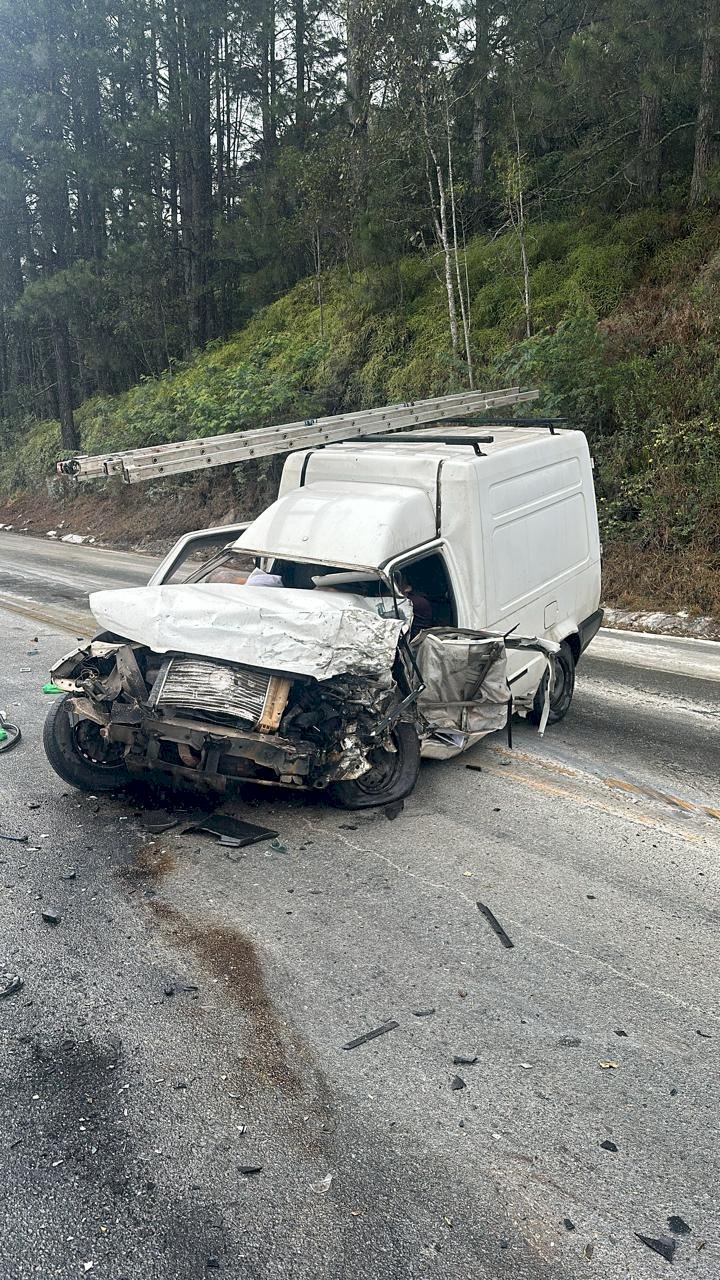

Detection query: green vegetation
xmin=3 ymin=206 xmax=719 ymax=613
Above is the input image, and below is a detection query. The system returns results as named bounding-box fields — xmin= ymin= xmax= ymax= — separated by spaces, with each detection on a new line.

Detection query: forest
xmin=0 ymin=0 xmax=719 ymax=612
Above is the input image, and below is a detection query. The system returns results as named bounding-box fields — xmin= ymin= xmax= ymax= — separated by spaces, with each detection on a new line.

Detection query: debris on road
xmin=41 ymin=908 xmax=62 ymax=926
xmin=453 ymin=1055 xmax=478 ymax=1066
xmin=412 ymin=1008 xmax=435 ymax=1017
xmin=42 ymin=683 xmax=62 ymax=695
xmin=59 ymin=869 xmax=76 ymax=881
xmin=310 ymin=1173 xmax=333 ymax=1195
xmin=384 ymin=800 xmax=404 ymax=820
xmin=0 ymin=713 xmax=21 ymax=753
xmin=185 ymin=814 xmax=278 ymax=848
xmin=636 ymin=1234 xmax=677 ymax=1263
xmin=450 ymin=1075 xmax=466 ymax=1091
xmin=600 ymin=1140 xmax=618 ymax=1152
xmin=140 ymin=811 xmax=179 ymax=834
xmin=342 ymin=1020 xmax=399 ymax=1050
xmin=238 ymin=1165 xmax=263 ymax=1176
xmin=667 ymin=1216 xmax=691 ymax=1235
xmin=0 ymin=831 xmax=28 ymax=844
xmin=0 ymin=973 xmax=23 ymax=999
xmin=599 ymin=1060 xmax=618 ymax=1069
xmin=563 ymin=1219 xmax=575 ymax=1231
xmin=269 ymin=837 xmax=288 ymax=854
xmin=206 ymin=1257 xmax=221 ymax=1270
xmin=476 ymin=901 xmax=514 ymax=950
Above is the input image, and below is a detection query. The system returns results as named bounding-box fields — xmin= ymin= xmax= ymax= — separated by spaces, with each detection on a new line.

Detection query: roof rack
xmin=458 ymin=416 xmax=568 ymax=435
xmin=363 ymin=433 xmax=495 ymax=454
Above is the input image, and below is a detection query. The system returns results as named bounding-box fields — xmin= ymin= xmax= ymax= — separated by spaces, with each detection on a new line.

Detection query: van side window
xmin=399 ymin=554 xmax=456 ymax=633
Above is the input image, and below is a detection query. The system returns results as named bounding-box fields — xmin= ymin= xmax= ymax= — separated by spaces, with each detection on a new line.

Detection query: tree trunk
xmin=691 ymin=0 xmax=720 ymax=206
xmin=51 ymin=319 xmax=78 ymax=451
xmin=346 ymin=0 xmax=370 ymax=132
xmin=472 ymin=0 xmax=490 ymax=196
xmin=633 ymin=91 xmax=661 ymax=201
xmin=260 ymin=0 xmax=276 ymax=154
xmin=295 ymin=0 xmax=307 ymax=140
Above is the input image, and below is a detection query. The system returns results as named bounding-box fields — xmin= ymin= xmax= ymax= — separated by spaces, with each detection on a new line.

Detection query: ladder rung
xmin=58 ymin=387 xmax=540 ymax=483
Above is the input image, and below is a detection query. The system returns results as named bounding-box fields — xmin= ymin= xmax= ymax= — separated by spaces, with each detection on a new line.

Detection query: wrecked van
xmin=43 ymin=423 xmax=602 ymax=807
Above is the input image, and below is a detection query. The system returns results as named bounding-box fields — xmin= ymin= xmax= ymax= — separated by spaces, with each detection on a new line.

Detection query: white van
xmin=44 ymin=422 xmax=602 ymax=807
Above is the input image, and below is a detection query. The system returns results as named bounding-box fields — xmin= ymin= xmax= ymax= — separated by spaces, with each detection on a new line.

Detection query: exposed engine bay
xmin=48 ymin=636 xmax=419 ymax=800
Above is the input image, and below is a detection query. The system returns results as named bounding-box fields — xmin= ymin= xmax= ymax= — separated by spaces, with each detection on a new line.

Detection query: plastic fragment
xmin=453 ymin=1055 xmax=478 ymax=1066
xmin=636 ymin=1234 xmax=676 ymax=1263
xmin=450 ymin=1075 xmax=466 ymax=1091
xmin=599 ymin=1060 xmax=618 ymax=1069
xmin=667 ymin=1216 xmax=691 ymax=1235
xmin=238 ymin=1166 xmax=263 ymax=1176
xmin=563 ymin=1219 xmax=575 ymax=1231
xmin=42 ymin=683 xmax=62 ymax=695
xmin=600 ymin=1139 xmax=618 ymax=1152
xmin=476 ymin=901 xmax=514 ymax=950
xmin=412 ymin=1009 xmax=435 ymax=1017
xmin=41 ymin=908 xmax=62 ymax=926
xmin=342 ymin=1020 xmax=399 ymax=1051
xmin=310 ymin=1173 xmax=333 ymax=1195
xmin=0 ymin=973 xmax=23 ymax=999
xmin=0 ymin=831 xmax=28 ymax=844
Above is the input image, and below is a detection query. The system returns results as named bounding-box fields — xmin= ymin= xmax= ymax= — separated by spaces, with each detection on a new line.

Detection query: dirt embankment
xmin=0 ymin=474 xmax=243 ymax=555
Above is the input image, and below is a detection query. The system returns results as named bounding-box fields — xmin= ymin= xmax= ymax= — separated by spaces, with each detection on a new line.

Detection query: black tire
xmin=328 ymin=721 xmax=421 ymax=810
xmin=43 ymin=694 xmax=130 ymax=793
xmin=528 ymin=640 xmax=576 ymax=726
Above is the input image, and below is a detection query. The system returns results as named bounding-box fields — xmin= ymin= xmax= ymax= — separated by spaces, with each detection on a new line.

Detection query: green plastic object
xmin=0 ymin=727 xmax=7 ymax=743
xmin=42 ymin=682 xmax=62 ymax=695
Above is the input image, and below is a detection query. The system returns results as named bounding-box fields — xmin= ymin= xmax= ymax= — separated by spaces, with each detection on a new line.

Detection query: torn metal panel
xmin=412 ymin=630 xmax=510 ymax=759
xmin=89 ymin=583 xmax=405 ymax=681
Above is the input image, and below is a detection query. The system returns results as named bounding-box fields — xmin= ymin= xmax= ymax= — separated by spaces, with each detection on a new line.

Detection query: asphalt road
xmin=0 ymin=532 xmax=718 ymax=1280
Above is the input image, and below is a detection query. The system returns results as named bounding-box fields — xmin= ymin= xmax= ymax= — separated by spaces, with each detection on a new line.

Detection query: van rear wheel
xmin=528 ymin=640 xmax=576 ymax=726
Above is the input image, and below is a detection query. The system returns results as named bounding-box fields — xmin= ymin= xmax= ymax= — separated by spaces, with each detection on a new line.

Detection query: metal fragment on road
xmin=0 ymin=832 xmax=28 ymax=844
xmin=636 ymin=1234 xmax=676 ymax=1263
xmin=342 ymin=1020 xmax=399 ymax=1051
xmin=476 ymin=901 xmax=514 ymax=950
xmin=453 ymin=1055 xmax=478 ymax=1066
xmin=184 ymin=814 xmax=278 ymax=848
xmin=412 ymin=1009 xmax=435 ymax=1017
xmin=140 ymin=811 xmax=179 ymax=834
xmin=0 ymin=974 xmax=23 ymax=999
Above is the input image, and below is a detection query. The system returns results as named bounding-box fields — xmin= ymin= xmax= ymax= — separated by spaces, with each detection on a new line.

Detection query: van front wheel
xmin=328 ymin=722 xmax=421 ymax=809
xmin=529 ymin=640 xmax=576 ymax=726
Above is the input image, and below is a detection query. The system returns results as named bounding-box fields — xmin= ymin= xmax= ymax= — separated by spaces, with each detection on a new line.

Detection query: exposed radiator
xmin=151 ymin=656 xmax=289 ymax=731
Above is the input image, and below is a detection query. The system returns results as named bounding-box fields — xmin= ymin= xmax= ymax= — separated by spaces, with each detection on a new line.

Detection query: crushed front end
xmin=46 ymin=638 xmax=416 ymax=802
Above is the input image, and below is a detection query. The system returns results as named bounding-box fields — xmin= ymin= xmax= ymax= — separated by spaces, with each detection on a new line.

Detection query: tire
xmin=328 ymin=721 xmax=421 ymax=809
xmin=43 ymin=694 xmax=130 ymax=793
xmin=528 ymin=640 xmax=576 ymax=726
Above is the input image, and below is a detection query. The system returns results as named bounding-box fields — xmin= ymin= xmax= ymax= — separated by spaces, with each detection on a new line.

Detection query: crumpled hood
xmin=89 ymin=583 xmax=405 ymax=681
